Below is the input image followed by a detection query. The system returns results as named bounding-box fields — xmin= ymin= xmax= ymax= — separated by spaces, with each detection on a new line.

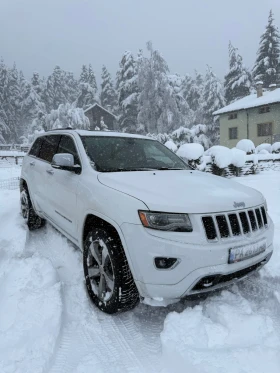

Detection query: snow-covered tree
xmin=202 ymin=66 xmax=225 ymax=144
xmin=252 ymin=10 xmax=280 ymax=87
xmin=64 ymin=71 xmax=79 ymax=103
xmin=168 ymin=73 xmax=192 ymax=126
xmin=76 ymin=64 xmax=98 ymax=109
xmin=100 ymin=65 xmax=118 ymax=113
xmin=79 ymin=65 xmax=88 ymax=83
xmin=137 ymin=42 xmax=183 ymax=134
xmin=224 ymin=42 xmax=251 ymax=104
xmin=116 ymin=51 xmax=139 ymax=132
xmin=44 ymin=65 xmax=67 ymax=111
xmin=0 ymin=109 xmax=9 ymax=143
xmin=45 ymin=103 xmax=90 ymax=130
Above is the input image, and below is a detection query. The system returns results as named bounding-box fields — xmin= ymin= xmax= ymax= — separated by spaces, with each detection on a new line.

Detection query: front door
xmin=43 ymin=134 xmax=82 ymax=241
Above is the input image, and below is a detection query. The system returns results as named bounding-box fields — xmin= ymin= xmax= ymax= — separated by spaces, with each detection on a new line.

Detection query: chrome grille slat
xmin=202 ymin=205 xmax=267 ymax=241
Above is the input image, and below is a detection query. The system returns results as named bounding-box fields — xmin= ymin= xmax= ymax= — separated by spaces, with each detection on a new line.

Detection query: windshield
xmin=81 ymin=136 xmax=189 ymax=172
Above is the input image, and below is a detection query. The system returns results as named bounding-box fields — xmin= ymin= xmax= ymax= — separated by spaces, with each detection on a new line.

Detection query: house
xmin=213 ymin=82 xmax=280 ymax=147
xmin=84 ymin=103 xmax=117 ymax=130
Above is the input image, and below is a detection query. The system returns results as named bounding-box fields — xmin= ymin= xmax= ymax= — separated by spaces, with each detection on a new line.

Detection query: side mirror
xmin=51 ymin=153 xmax=81 ymax=174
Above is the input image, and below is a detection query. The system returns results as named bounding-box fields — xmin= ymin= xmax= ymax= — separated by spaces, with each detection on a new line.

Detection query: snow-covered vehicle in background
xmin=20 ymin=129 xmax=274 ymax=314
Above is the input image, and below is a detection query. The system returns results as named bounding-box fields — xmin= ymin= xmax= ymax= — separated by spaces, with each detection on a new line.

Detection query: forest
xmin=0 ymin=10 xmax=279 ymax=147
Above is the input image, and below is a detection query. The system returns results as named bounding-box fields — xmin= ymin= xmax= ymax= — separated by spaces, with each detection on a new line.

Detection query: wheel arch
xmin=81 ymin=211 xmax=137 ymax=278
xmin=20 ymin=178 xmax=27 ymax=192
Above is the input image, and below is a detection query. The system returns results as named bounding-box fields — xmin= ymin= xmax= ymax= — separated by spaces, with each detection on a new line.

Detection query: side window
xmin=57 ymin=135 xmax=81 ymax=166
xmin=29 ymin=137 xmax=43 ymax=157
xmin=39 ymin=135 xmax=61 ymax=163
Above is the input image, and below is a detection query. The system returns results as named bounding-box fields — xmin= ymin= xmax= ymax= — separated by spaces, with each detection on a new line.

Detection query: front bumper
xmin=121 ymin=220 xmax=274 ymax=299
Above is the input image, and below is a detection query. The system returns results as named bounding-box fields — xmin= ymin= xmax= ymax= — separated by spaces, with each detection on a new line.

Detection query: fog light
xmin=154 ymin=257 xmax=178 ymax=269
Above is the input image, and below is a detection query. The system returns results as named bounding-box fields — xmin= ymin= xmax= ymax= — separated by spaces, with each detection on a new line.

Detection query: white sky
xmin=1 ymin=0 xmax=280 ymax=82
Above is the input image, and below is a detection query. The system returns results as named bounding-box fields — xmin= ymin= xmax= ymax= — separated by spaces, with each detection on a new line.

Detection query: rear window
xmin=29 ymin=137 xmax=43 ymax=157
xmin=39 ymin=135 xmax=61 ymax=163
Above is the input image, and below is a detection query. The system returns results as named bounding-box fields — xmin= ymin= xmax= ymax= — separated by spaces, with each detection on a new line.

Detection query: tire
xmin=20 ymin=187 xmax=45 ymax=230
xmin=83 ymin=226 xmax=139 ymax=314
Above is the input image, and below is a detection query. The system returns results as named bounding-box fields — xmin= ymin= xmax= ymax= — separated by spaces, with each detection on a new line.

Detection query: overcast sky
xmin=1 ymin=0 xmax=280 ymax=82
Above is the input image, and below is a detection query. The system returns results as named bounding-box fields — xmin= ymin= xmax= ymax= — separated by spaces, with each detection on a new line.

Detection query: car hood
xmin=97 ymin=170 xmax=264 ymax=213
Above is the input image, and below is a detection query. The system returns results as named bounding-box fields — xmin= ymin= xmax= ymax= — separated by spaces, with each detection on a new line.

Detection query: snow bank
xmin=236 ymin=139 xmax=255 ymax=154
xmin=256 ymin=143 xmax=272 ymax=153
xmin=0 ymin=256 xmax=62 ymax=373
xmin=161 ymin=290 xmax=280 ymax=373
xmin=230 ymin=147 xmax=246 ymax=167
xmin=272 ymin=142 xmax=280 ymax=153
xmin=177 ymin=143 xmax=204 ymax=160
xmin=205 ymin=146 xmax=232 ymax=168
xmin=164 ymin=140 xmax=177 ymax=152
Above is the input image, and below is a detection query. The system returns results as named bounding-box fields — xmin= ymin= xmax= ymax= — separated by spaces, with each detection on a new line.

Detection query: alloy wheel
xmin=87 ymin=239 xmax=115 ymax=302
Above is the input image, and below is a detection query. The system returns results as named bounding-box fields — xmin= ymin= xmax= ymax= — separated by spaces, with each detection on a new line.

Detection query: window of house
xmin=228 ymin=112 xmax=238 ymax=120
xmin=258 ymin=106 xmax=270 ymax=114
xmin=257 ymin=123 xmax=272 ymax=137
xmin=229 ymin=127 xmax=238 ymax=140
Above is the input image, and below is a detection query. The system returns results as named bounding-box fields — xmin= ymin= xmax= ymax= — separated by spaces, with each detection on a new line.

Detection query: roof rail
xmin=46 ymin=127 xmax=74 ymax=132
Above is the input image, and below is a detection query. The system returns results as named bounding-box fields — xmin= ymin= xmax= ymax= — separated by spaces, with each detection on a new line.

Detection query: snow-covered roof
xmin=213 ymin=88 xmax=280 ymax=115
xmin=84 ymin=103 xmax=116 ymax=118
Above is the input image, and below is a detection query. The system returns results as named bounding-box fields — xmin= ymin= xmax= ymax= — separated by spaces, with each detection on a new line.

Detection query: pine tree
xmin=100 ymin=65 xmax=118 ymax=113
xmin=88 ymin=64 xmax=98 ymax=94
xmin=79 ymin=65 xmax=88 ymax=83
xmin=44 ymin=65 xmax=67 ymax=111
xmin=116 ymin=51 xmax=139 ymax=132
xmin=202 ymin=65 xmax=225 ymax=144
xmin=168 ymin=73 xmax=192 ymax=126
xmin=224 ymin=42 xmax=251 ymax=104
xmin=63 ymin=71 xmax=79 ymax=103
xmin=252 ymin=10 xmax=280 ymax=86
xmin=137 ymin=43 xmax=183 ymax=134
xmin=76 ymin=64 xmax=98 ymax=109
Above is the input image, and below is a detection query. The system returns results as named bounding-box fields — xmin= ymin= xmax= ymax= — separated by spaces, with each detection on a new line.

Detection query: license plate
xmin=229 ymin=240 xmax=266 ymax=264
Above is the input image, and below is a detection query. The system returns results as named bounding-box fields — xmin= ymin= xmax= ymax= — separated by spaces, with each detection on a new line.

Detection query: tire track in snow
xmin=25 ymin=225 xmax=162 ymax=373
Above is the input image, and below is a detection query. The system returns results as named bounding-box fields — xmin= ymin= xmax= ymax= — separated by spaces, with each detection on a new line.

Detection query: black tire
xmin=20 ymin=187 xmax=45 ymax=230
xmin=83 ymin=226 xmax=139 ymax=314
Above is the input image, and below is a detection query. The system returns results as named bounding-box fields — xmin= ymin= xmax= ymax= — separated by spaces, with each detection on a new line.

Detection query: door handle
xmin=30 ymin=161 xmax=35 ymax=166
xmin=46 ymin=169 xmax=54 ymax=175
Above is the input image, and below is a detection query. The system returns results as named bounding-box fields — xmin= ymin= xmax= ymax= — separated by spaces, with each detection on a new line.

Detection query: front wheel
xmin=83 ymin=227 xmax=139 ymax=314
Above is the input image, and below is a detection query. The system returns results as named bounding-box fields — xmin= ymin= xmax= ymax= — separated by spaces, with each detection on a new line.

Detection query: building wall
xmin=219 ymin=103 xmax=280 ymax=147
xmin=85 ymin=106 xmax=116 ymax=130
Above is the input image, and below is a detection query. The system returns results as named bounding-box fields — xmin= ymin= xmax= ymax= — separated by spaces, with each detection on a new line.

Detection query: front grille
xmin=202 ymin=206 xmax=268 ymax=241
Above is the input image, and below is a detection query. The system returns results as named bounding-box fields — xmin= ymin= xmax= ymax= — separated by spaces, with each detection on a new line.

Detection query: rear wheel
xmin=83 ymin=226 xmax=139 ymax=314
xmin=20 ymin=187 xmax=45 ymax=230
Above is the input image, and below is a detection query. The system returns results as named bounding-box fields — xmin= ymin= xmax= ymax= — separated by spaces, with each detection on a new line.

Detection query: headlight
xmin=138 ymin=211 xmax=193 ymax=232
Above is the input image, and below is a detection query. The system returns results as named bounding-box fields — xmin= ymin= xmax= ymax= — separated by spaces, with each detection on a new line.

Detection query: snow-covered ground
xmin=0 ymin=166 xmax=279 ymax=373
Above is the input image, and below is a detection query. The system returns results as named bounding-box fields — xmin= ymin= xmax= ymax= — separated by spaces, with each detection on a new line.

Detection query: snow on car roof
xmin=213 ymin=88 xmax=280 ymax=115
xmin=45 ymin=129 xmax=149 ymax=139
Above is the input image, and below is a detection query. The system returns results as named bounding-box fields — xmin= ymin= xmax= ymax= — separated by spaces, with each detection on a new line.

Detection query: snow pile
xmin=230 ymin=147 xmax=246 ymax=167
xmin=164 ymin=140 xmax=177 ymax=152
xmin=177 ymin=143 xmax=204 ymax=161
xmin=259 ymin=149 xmax=269 ymax=154
xmin=161 ymin=290 xmax=280 ymax=373
xmin=205 ymin=146 xmax=232 ymax=168
xmin=236 ymin=139 xmax=255 ymax=154
xmin=0 ymin=255 xmax=62 ymax=373
xmin=272 ymin=142 xmax=280 ymax=153
xmin=256 ymin=143 xmax=272 ymax=153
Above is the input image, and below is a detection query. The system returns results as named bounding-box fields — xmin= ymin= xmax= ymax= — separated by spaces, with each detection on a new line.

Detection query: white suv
xmin=20 ymin=129 xmax=274 ymax=314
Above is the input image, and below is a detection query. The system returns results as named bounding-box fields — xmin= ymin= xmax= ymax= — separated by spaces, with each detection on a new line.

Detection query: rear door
xmin=23 ymin=136 xmax=44 ymax=210
xmin=43 ymin=134 xmax=81 ymax=240
xmin=35 ymin=134 xmax=61 ymax=214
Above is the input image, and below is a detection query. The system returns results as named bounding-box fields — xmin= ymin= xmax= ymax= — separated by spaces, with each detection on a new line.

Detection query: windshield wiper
xmin=103 ymin=167 xmax=156 ymax=172
xmin=156 ymin=167 xmax=187 ymax=170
